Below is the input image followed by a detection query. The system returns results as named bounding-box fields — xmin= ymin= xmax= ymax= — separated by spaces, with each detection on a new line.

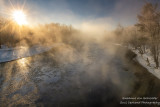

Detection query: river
xmin=0 ymin=42 xmax=160 ymax=107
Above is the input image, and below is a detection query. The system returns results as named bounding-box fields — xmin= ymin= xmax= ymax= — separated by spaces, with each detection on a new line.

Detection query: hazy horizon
xmin=0 ymin=0 xmax=158 ymax=31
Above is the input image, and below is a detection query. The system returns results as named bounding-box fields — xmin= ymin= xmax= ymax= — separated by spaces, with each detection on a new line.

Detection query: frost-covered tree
xmin=136 ymin=3 xmax=160 ymax=68
xmin=0 ymin=17 xmax=8 ymax=48
xmin=114 ymin=24 xmax=125 ymax=44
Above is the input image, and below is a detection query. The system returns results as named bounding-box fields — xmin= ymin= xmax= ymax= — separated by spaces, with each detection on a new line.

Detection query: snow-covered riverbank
xmin=0 ymin=43 xmax=62 ymax=63
xmin=130 ymin=48 xmax=160 ymax=79
xmin=112 ymin=43 xmax=160 ymax=79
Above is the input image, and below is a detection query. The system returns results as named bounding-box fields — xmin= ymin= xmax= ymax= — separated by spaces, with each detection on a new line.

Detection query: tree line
xmin=0 ymin=18 xmax=77 ymax=48
xmin=114 ymin=2 xmax=160 ymax=68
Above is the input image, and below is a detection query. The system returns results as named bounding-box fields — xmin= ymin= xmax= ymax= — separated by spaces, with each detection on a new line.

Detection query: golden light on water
xmin=18 ymin=58 xmax=28 ymax=67
xmin=12 ymin=10 xmax=28 ymax=25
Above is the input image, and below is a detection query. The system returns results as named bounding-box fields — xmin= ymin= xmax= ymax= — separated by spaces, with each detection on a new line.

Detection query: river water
xmin=0 ymin=43 xmax=160 ymax=107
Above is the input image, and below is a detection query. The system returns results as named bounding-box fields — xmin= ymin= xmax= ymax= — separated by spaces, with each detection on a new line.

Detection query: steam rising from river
xmin=0 ymin=25 xmax=136 ymax=106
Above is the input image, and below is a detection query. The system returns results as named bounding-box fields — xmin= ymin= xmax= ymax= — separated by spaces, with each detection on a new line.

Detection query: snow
xmin=0 ymin=43 xmax=62 ymax=63
xmin=130 ymin=47 xmax=160 ymax=79
xmin=113 ymin=44 xmax=160 ymax=79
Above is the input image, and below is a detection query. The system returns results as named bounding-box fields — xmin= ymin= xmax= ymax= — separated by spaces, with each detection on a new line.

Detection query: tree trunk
xmin=152 ymin=44 xmax=159 ymax=68
xmin=155 ymin=56 xmax=159 ymax=68
xmin=143 ymin=45 xmax=146 ymax=53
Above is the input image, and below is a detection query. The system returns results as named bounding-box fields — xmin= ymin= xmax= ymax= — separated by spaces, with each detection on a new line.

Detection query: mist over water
xmin=1 ymin=18 xmax=160 ymax=106
xmin=0 ymin=33 xmax=138 ymax=106
xmin=1 ymin=0 xmax=160 ymax=106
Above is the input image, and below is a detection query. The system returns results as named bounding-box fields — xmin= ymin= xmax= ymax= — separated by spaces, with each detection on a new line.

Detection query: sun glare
xmin=12 ymin=10 xmax=27 ymax=25
xmin=18 ymin=58 xmax=27 ymax=67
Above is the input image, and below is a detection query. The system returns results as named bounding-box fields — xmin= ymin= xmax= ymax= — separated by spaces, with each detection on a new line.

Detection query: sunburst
xmin=12 ymin=10 xmax=28 ymax=25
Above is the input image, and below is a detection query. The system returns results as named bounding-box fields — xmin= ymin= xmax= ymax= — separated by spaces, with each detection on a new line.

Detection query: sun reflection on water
xmin=17 ymin=58 xmax=30 ymax=75
xmin=18 ymin=58 xmax=28 ymax=67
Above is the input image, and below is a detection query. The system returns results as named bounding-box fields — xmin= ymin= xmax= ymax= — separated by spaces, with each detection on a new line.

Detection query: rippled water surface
xmin=0 ymin=43 xmax=160 ymax=106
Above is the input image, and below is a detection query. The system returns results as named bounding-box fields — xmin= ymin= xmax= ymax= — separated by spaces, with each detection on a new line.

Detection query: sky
xmin=0 ymin=0 xmax=159 ymax=31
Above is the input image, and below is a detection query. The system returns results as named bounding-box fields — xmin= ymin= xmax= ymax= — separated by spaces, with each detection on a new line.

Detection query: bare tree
xmin=136 ymin=3 xmax=160 ymax=68
xmin=114 ymin=24 xmax=125 ymax=44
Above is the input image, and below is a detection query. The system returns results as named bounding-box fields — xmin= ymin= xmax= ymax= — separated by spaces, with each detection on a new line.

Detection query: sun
xmin=12 ymin=10 xmax=28 ymax=25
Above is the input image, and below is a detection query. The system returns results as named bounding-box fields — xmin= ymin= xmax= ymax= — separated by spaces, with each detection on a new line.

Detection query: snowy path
xmin=0 ymin=43 xmax=62 ymax=63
